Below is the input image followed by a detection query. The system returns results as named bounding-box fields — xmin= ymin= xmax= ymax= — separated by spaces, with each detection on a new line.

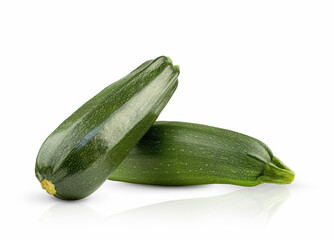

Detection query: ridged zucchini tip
xmin=259 ymin=157 xmax=295 ymax=185
xmin=165 ymin=56 xmax=179 ymax=70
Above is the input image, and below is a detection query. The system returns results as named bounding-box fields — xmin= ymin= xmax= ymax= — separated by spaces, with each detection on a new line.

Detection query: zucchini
xmin=109 ymin=122 xmax=294 ymax=186
xmin=35 ymin=56 xmax=179 ymax=200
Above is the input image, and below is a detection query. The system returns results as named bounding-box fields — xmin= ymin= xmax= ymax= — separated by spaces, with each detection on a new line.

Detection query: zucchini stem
xmin=259 ymin=157 xmax=295 ymax=185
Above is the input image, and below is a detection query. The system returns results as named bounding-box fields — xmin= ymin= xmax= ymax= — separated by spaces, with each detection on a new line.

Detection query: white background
xmin=1 ymin=0 xmax=333 ymax=239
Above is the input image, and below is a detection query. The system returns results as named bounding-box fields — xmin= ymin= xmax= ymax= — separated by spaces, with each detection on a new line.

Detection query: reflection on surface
xmin=108 ymin=186 xmax=290 ymax=226
xmin=40 ymin=202 xmax=101 ymax=227
xmin=41 ymin=186 xmax=290 ymax=227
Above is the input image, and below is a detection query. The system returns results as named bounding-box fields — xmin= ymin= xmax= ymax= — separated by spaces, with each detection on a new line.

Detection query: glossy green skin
xmin=35 ymin=57 xmax=179 ymax=200
xmin=109 ymin=122 xmax=295 ymax=186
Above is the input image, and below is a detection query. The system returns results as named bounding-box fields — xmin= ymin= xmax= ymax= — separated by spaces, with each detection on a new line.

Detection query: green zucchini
xmin=109 ymin=122 xmax=295 ymax=186
xmin=35 ymin=56 xmax=179 ymax=200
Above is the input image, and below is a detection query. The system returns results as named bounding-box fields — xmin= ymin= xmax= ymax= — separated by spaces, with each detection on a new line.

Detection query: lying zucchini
xmin=109 ymin=122 xmax=294 ymax=186
xmin=35 ymin=56 xmax=179 ymax=200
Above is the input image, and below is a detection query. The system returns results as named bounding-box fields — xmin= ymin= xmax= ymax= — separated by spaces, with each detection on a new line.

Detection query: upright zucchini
xmin=35 ymin=56 xmax=179 ymax=200
xmin=109 ymin=122 xmax=294 ymax=186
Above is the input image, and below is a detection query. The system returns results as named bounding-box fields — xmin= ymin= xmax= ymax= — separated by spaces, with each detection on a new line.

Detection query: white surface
xmin=1 ymin=1 xmax=333 ymax=239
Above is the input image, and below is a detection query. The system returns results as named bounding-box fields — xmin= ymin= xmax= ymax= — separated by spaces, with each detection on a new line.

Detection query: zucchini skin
xmin=109 ymin=122 xmax=295 ymax=186
xmin=35 ymin=57 xmax=179 ymax=200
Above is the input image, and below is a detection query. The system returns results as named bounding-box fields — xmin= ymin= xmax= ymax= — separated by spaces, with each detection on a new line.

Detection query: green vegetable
xmin=109 ymin=122 xmax=294 ymax=186
xmin=35 ymin=56 xmax=179 ymax=200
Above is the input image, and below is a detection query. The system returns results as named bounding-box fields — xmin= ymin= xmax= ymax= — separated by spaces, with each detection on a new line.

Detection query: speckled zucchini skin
xmin=35 ymin=57 xmax=179 ymax=200
xmin=109 ymin=122 xmax=295 ymax=186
